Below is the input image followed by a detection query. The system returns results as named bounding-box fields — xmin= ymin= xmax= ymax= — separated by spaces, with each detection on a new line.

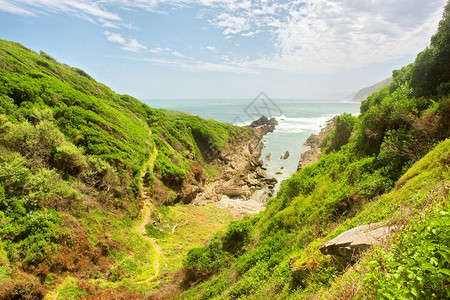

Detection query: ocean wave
xmin=231 ymin=114 xmax=339 ymax=133
xmin=275 ymin=115 xmax=333 ymax=133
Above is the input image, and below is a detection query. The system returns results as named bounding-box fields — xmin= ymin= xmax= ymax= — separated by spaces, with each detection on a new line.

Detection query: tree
xmin=411 ymin=1 xmax=450 ymax=97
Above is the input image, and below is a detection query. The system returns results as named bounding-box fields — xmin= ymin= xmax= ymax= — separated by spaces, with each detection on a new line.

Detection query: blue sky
xmin=0 ymin=0 xmax=447 ymax=99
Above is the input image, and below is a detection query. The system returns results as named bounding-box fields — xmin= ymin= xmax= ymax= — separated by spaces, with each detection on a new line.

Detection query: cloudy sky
xmin=0 ymin=0 xmax=447 ymax=99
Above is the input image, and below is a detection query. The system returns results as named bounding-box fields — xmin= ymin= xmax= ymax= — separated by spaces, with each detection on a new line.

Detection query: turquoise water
xmin=144 ymin=98 xmax=361 ymax=191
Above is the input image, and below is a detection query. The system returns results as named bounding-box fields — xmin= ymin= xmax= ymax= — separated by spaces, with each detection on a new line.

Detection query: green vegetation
xmin=1 ymin=2 xmax=449 ymax=299
xmin=0 ymin=38 xmax=251 ymax=298
xmin=364 ymin=201 xmax=450 ymax=299
xmin=177 ymin=3 xmax=450 ymax=298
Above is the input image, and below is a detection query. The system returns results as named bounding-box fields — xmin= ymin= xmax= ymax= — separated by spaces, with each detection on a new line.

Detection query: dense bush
xmin=222 ymin=220 xmax=252 ymax=256
xmin=324 ymin=113 xmax=357 ymax=153
xmin=183 ymin=235 xmax=232 ymax=285
xmin=364 ymin=201 xmax=450 ymax=299
xmin=411 ymin=2 xmax=450 ymax=97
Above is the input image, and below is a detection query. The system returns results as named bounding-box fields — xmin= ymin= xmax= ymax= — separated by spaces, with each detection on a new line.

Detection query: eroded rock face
xmin=320 ymin=223 xmax=396 ymax=270
xmin=191 ymin=129 xmax=277 ymax=207
xmin=297 ymin=117 xmax=337 ymax=170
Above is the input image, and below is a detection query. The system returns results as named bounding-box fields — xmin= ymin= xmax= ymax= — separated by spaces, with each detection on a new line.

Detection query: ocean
xmin=144 ymin=97 xmax=361 ymax=191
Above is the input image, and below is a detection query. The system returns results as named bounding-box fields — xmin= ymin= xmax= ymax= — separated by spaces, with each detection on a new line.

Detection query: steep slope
xmin=351 ymin=77 xmax=393 ymax=102
xmin=0 ymin=39 xmax=255 ymax=298
xmin=177 ymin=3 xmax=450 ymax=299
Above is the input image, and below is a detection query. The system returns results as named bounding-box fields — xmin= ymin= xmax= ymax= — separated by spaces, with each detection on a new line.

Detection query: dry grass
xmin=154 ymin=203 xmax=238 ymax=275
xmin=140 ymin=202 xmax=238 ymax=299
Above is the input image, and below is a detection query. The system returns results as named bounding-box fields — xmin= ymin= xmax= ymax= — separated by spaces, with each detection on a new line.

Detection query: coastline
xmin=191 ymin=121 xmax=278 ymax=216
xmin=190 ymin=115 xmax=338 ymax=217
xmin=297 ymin=116 xmax=336 ymax=170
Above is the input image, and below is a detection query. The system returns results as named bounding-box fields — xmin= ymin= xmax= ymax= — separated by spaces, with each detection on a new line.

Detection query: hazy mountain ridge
xmin=351 ymin=77 xmax=393 ymax=102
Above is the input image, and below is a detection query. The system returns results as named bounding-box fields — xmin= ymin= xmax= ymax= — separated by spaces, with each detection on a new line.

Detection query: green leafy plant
xmin=364 ymin=201 xmax=450 ymax=299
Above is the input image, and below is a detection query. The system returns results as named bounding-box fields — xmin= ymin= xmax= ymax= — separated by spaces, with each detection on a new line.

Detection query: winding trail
xmin=138 ymin=199 xmax=162 ymax=282
xmin=48 ymin=133 xmax=160 ymax=299
xmin=137 ymin=143 xmax=162 ymax=283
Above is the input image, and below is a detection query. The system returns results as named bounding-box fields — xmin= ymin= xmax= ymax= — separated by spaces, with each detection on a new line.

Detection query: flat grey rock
xmin=320 ymin=223 xmax=396 ymax=270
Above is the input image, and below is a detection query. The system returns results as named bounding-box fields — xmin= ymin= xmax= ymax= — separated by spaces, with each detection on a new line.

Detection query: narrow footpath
xmin=138 ymin=199 xmax=162 ymax=282
xmin=137 ymin=144 xmax=162 ymax=282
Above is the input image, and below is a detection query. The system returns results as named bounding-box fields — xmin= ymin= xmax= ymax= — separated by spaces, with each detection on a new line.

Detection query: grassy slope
xmin=177 ymin=4 xmax=450 ymax=299
xmin=0 ymin=39 xmax=250 ymax=298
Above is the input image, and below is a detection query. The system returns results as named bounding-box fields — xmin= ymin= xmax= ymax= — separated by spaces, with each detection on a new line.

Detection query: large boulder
xmin=320 ymin=223 xmax=396 ymax=270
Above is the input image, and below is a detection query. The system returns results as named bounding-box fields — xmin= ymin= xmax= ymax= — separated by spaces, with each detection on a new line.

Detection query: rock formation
xmin=191 ymin=123 xmax=278 ymax=207
xmin=249 ymin=116 xmax=278 ymax=131
xmin=297 ymin=117 xmax=336 ymax=170
xmin=319 ymin=223 xmax=396 ymax=270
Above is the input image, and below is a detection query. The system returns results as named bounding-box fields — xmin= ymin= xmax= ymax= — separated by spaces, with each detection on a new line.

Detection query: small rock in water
xmin=275 ymin=171 xmax=283 ymax=175
xmin=280 ymin=150 xmax=290 ymax=160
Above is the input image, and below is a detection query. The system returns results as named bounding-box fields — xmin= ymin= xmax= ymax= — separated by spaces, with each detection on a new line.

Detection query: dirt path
xmin=137 ymin=145 xmax=162 ymax=282
xmin=138 ymin=200 xmax=162 ymax=282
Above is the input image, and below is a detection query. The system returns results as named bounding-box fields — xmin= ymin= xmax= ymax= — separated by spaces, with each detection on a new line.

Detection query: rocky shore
xmin=183 ymin=115 xmax=337 ymax=216
xmin=191 ymin=117 xmax=279 ymax=214
xmin=297 ymin=116 xmax=337 ymax=170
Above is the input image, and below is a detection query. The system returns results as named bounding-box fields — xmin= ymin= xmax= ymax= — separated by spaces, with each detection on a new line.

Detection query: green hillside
xmin=0 ymin=38 xmax=252 ymax=298
xmin=176 ymin=4 xmax=450 ymax=299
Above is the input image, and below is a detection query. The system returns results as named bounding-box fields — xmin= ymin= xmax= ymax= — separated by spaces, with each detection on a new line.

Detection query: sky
xmin=0 ymin=0 xmax=447 ymax=100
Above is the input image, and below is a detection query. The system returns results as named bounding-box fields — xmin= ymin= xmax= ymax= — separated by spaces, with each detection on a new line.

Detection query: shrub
xmin=53 ymin=142 xmax=88 ymax=176
xmin=1 ymin=208 xmax=61 ymax=263
xmin=0 ymin=270 xmax=45 ymax=300
xmin=222 ymin=220 xmax=251 ymax=256
xmin=183 ymin=235 xmax=232 ymax=286
xmin=324 ymin=113 xmax=357 ymax=153
xmin=26 ymin=169 xmax=78 ymax=210
xmin=364 ymin=201 xmax=450 ymax=299
xmin=0 ymin=152 xmax=31 ymax=195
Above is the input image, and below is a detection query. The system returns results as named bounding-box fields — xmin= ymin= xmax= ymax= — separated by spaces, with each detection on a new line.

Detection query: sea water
xmin=144 ymin=98 xmax=361 ymax=192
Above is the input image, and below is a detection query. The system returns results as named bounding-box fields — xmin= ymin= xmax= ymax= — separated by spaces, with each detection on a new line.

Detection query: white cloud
xmin=0 ymin=0 xmax=121 ymax=26
xmin=142 ymin=56 xmax=258 ymax=73
xmin=171 ymin=50 xmax=186 ymax=58
xmin=102 ymin=21 xmax=120 ymax=29
xmin=149 ymin=47 xmax=163 ymax=53
xmin=241 ymin=30 xmax=261 ymax=37
xmin=0 ymin=0 xmax=36 ymax=16
xmin=260 ymin=0 xmax=447 ymax=72
xmin=202 ymin=0 xmax=448 ymax=72
xmin=2 ymin=0 xmax=447 ymax=73
xmin=215 ymin=13 xmax=249 ymax=35
xmin=66 ymin=1 xmax=120 ymax=21
xmin=105 ymin=31 xmax=146 ymax=52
